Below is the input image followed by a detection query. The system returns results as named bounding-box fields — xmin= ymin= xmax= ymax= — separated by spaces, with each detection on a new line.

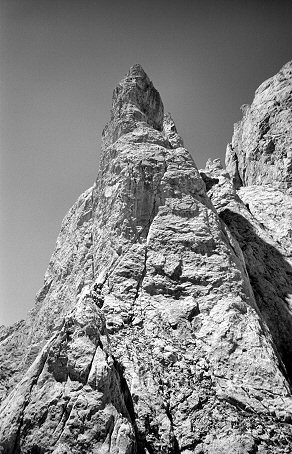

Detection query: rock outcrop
xmin=1 ymin=63 xmax=292 ymax=453
xmin=226 ymin=61 xmax=292 ymax=189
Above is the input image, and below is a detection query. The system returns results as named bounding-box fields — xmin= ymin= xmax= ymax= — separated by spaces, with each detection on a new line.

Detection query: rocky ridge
xmin=1 ymin=63 xmax=292 ymax=453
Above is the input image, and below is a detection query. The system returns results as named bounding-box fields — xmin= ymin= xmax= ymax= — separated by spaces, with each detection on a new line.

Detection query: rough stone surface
xmin=0 ymin=288 xmax=136 ymax=454
xmin=226 ymin=60 xmax=292 ymax=189
xmin=1 ymin=63 xmax=292 ymax=453
xmin=200 ymin=159 xmax=292 ymax=384
xmin=0 ymin=186 xmax=96 ymax=401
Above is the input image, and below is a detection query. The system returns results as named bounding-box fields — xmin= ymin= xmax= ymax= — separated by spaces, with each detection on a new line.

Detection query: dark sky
xmin=1 ymin=0 xmax=292 ymax=325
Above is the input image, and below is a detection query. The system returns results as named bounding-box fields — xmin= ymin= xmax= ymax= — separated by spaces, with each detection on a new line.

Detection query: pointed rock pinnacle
xmin=102 ymin=65 xmax=164 ymax=146
xmin=126 ymin=63 xmax=148 ymax=79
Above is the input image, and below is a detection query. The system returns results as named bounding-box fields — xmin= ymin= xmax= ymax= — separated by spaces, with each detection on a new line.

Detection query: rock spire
xmin=1 ymin=64 xmax=292 ymax=453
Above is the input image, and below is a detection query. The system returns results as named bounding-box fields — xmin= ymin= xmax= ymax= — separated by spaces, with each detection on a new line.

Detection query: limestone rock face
xmin=226 ymin=60 xmax=292 ymax=189
xmin=201 ymin=159 xmax=292 ymax=382
xmin=200 ymin=60 xmax=292 ymax=452
xmin=0 ymin=291 xmax=136 ymax=454
xmin=1 ymin=64 xmax=292 ymax=453
xmin=0 ymin=321 xmax=28 ymax=402
xmin=0 ymin=187 xmax=96 ymax=401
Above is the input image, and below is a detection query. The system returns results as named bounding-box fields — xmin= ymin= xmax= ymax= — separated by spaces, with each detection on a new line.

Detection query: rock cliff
xmin=1 ymin=63 xmax=292 ymax=453
xmin=226 ymin=61 xmax=292 ymax=189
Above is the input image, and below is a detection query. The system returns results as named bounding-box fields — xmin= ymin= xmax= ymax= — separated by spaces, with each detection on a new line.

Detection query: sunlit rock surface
xmin=1 ymin=64 xmax=292 ymax=453
xmin=226 ymin=61 xmax=292 ymax=189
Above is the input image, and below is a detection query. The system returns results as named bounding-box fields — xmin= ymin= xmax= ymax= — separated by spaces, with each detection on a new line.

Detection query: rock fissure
xmin=10 ymin=339 xmax=54 ymax=454
xmin=134 ymin=246 xmax=148 ymax=305
xmin=52 ymin=398 xmax=74 ymax=446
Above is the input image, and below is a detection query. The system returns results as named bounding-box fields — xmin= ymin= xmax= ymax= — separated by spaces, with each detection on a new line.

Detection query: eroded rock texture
xmin=226 ymin=61 xmax=292 ymax=189
xmin=1 ymin=63 xmax=292 ymax=453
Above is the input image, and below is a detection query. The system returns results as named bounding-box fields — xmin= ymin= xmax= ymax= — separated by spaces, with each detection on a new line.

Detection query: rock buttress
xmin=226 ymin=61 xmax=292 ymax=189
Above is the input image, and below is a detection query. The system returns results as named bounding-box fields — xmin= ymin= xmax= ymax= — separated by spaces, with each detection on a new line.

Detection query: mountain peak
xmin=102 ymin=65 xmax=164 ymax=146
xmin=1 ymin=62 xmax=292 ymax=454
xmin=126 ymin=63 xmax=148 ymax=79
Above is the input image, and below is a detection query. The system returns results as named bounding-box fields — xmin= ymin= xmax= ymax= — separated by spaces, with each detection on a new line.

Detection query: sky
xmin=1 ymin=0 xmax=292 ymax=325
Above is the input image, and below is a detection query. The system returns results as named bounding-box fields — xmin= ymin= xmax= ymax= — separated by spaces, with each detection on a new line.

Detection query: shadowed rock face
xmin=1 ymin=64 xmax=292 ymax=453
xmin=201 ymin=158 xmax=292 ymax=386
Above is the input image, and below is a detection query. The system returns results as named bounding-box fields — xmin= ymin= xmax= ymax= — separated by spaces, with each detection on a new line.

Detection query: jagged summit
xmin=125 ymin=63 xmax=148 ymax=79
xmin=102 ymin=65 xmax=164 ymax=146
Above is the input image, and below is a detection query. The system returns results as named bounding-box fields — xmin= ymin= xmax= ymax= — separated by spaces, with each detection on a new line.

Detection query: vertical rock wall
xmin=226 ymin=61 xmax=292 ymax=189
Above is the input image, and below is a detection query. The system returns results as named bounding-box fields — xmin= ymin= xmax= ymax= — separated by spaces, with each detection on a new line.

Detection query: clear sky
xmin=1 ymin=0 xmax=292 ymax=325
